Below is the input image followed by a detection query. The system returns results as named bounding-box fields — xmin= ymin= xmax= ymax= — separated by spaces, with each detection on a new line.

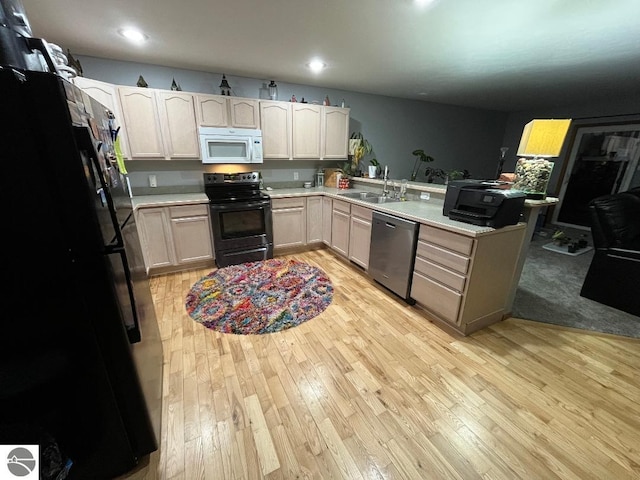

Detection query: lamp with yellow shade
xmin=512 ymin=119 xmax=572 ymax=199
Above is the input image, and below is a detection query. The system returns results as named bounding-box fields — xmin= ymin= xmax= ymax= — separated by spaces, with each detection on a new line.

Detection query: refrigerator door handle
xmin=77 ymin=127 xmax=125 ymax=249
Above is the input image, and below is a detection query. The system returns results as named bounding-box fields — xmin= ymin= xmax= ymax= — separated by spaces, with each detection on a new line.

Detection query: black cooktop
xmin=204 ymin=172 xmax=260 ymax=186
xmin=204 ymin=172 xmax=268 ymax=202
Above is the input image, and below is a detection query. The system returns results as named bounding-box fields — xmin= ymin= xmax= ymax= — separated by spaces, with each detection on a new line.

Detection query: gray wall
xmin=81 ymin=55 xmax=639 ymax=195
xmin=78 ymin=56 xmax=508 ymax=192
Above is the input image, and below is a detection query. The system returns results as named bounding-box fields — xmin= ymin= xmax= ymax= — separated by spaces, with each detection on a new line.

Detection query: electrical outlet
xmin=149 ymin=175 xmax=157 ymax=188
xmin=293 ymin=172 xmax=299 ymax=180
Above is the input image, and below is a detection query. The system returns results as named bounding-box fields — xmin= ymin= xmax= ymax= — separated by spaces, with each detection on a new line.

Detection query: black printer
xmin=443 ymin=180 xmax=526 ymax=228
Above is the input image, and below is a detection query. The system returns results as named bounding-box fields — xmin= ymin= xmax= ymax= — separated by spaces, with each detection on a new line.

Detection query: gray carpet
xmin=513 ymin=230 xmax=640 ymax=338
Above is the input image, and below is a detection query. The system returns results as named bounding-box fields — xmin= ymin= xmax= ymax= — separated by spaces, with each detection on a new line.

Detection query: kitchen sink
xmin=338 ymin=191 xmax=382 ymax=200
xmin=338 ymin=190 xmax=404 ymax=204
xmin=362 ymin=196 xmax=402 ymax=204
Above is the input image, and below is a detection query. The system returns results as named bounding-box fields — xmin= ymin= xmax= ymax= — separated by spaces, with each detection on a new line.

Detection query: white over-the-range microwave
xmin=199 ymin=127 xmax=263 ymax=164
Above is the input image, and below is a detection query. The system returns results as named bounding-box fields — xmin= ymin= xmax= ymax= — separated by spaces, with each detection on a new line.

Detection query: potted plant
xmin=424 ymin=167 xmax=446 ymax=183
xmin=338 ymin=160 xmax=357 ymax=177
xmin=410 ymin=149 xmax=435 ymax=181
xmin=552 ymin=229 xmax=569 ymax=246
xmin=447 ymin=170 xmax=464 ymax=181
xmin=349 ymin=132 xmax=373 ymax=173
xmin=368 ymin=158 xmax=380 ymax=178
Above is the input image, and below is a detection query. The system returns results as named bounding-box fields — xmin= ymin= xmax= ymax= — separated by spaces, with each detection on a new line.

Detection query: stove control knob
xmin=252 ymin=174 xmax=257 ymax=179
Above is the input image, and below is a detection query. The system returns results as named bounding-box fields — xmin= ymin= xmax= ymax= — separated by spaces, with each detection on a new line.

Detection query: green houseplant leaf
xmin=348 ymin=132 xmax=373 ymax=175
xmin=410 ymin=149 xmax=435 ymax=181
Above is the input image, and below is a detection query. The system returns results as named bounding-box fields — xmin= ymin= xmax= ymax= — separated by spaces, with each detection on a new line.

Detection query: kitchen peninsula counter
xmin=129 ymin=187 xmax=532 ymax=239
xmin=268 ymin=186 xmax=554 ymax=324
xmin=265 ymin=186 xmax=528 ymax=335
xmin=266 ymin=187 xmax=525 ymax=238
xmin=129 ymin=187 xmax=545 ymax=242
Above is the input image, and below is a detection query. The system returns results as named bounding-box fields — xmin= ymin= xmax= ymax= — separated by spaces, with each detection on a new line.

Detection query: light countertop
xmin=131 ymin=192 xmax=209 ymax=209
xmin=130 ymin=187 xmax=534 ymax=237
xmin=267 ymin=188 xmax=514 ymax=236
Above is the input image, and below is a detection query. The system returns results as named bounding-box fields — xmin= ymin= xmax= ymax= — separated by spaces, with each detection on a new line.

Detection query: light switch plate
xmin=149 ymin=175 xmax=157 ymax=187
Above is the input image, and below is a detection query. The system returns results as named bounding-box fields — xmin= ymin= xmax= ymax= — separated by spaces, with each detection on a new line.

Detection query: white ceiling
xmin=20 ymin=0 xmax=640 ymax=112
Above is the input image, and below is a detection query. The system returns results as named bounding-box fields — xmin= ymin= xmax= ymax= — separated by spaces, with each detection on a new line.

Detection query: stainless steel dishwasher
xmin=368 ymin=211 xmax=419 ymax=303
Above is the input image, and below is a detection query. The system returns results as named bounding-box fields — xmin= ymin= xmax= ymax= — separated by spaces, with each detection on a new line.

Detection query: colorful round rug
xmin=185 ymin=258 xmax=334 ymax=335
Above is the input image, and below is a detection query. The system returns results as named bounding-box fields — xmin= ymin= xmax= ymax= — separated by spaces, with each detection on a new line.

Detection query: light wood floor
xmin=120 ymin=248 xmax=640 ymax=480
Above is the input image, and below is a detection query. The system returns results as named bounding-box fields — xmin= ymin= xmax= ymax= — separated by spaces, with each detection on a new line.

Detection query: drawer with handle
xmin=272 ymin=197 xmax=305 ymax=209
xmin=169 ymin=204 xmax=209 ymax=218
xmin=415 ymin=239 xmax=470 ymax=275
xmin=414 ymin=255 xmax=466 ymax=292
xmin=411 ymin=271 xmax=462 ymax=324
xmin=419 ymin=225 xmax=474 ymax=256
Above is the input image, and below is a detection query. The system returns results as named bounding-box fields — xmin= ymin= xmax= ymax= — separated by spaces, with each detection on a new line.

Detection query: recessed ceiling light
xmin=307 ymin=60 xmax=326 ymax=73
xmin=118 ymin=28 xmax=148 ymax=44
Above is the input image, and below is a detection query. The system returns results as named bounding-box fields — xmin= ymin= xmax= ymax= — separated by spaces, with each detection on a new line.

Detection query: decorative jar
xmin=512 ymin=158 xmax=554 ymax=199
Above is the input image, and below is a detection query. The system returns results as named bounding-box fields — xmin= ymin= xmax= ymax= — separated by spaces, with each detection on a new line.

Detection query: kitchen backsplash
xmin=126 ymin=159 xmax=335 ymax=196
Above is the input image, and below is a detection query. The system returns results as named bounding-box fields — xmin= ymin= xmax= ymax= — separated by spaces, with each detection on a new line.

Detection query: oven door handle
xmin=210 ymin=201 xmax=270 ymax=211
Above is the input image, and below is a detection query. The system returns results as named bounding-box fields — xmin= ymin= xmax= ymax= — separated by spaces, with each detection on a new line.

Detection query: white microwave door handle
xmin=247 ymin=138 xmax=252 ymax=162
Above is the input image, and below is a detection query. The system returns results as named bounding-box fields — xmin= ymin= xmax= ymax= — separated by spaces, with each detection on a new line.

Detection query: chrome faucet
xmin=392 ymin=181 xmax=399 ymax=199
xmin=382 ymin=165 xmax=390 ymax=197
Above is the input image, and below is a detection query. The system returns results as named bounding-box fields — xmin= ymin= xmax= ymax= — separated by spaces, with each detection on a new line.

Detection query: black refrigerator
xmin=0 ymin=67 xmax=163 ymax=479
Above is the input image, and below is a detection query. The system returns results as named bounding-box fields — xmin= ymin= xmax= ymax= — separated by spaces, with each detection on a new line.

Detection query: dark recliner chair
xmin=580 ymin=187 xmax=640 ymax=317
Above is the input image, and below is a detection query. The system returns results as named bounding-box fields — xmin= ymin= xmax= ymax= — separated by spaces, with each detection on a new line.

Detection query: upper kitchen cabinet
xmin=118 ymin=87 xmax=164 ymax=158
xmin=322 ymin=107 xmax=350 ymax=159
xmin=260 ymin=101 xmax=292 ymax=159
xmin=229 ymin=98 xmax=260 ymax=129
xmin=195 ymin=94 xmax=228 ymax=127
xmin=292 ymin=103 xmax=322 ymax=159
xmin=195 ymin=95 xmax=260 ymax=129
xmin=156 ymin=91 xmax=200 ymax=159
xmin=118 ymin=86 xmax=199 ymax=160
xmin=73 ymin=77 xmax=130 ymax=159
xmin=290 ymin=104 xmax=349 ymax=160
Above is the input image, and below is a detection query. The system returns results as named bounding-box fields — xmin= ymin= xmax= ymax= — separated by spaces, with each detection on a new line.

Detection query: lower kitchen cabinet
xmin=348 ymin=204 xmax=373 ymax=269
xmin=412 ymin=268 xmax=463 ymax=324
xmin=137 ymin=207 xmax=174 ymax=269
xmin=306 ymin=196 xmax=323 ymax=244
xmin=136 ymin=203 xmax=213 ymax=273
xmin=322 ymin=196 xmax=332 ymax=245
xmin=170 ymin=205 xmax=214 ymax=264
xmin=331 ymin=199 xmax=351 ymax=257
xmin=411 ymin=223 xmax=525 ymax=335
xmin=272 ymin=197 xmax=306 ymax=248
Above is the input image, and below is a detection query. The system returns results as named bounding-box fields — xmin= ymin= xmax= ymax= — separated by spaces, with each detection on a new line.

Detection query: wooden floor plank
xmin=244 ymin=394 xmax=281 ymax=475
